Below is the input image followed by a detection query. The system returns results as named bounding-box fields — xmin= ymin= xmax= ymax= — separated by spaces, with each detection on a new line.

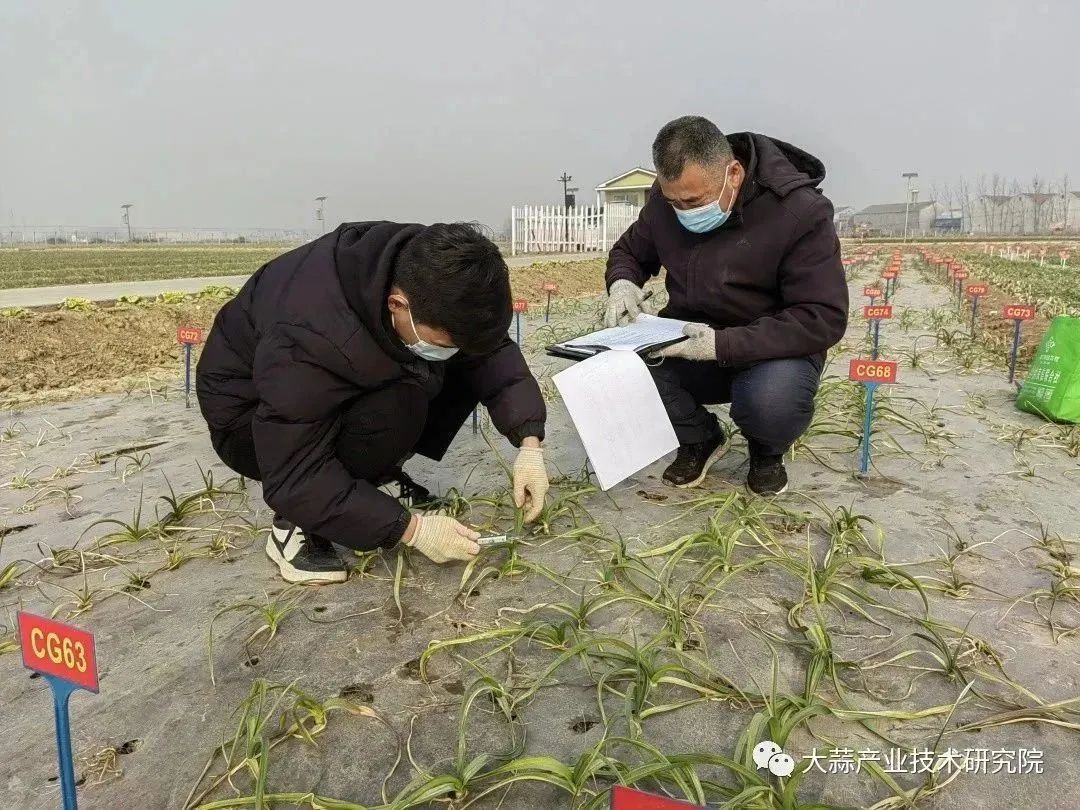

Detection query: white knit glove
xmin=401 ymin=515 xmax=480 ymax=563
xmin=604 ymin=279 xmax=652 ymax=328
xmin=652 ymin=323 xmax=717 ymax=361
xmin=513 ymin=447 xmax=549 ymax=523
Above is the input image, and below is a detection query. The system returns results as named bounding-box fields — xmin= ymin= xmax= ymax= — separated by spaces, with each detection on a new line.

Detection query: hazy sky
xmin=2 ymin=1 xmax=1077 ymax=231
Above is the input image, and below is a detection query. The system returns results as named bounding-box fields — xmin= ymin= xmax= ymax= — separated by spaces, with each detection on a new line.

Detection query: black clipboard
xmin=545 ymin=335 xmax=688 ymax=361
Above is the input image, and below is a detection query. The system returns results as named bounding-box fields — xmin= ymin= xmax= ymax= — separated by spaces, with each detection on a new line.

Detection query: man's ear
xmin=387 ymin=294 xmax=408 ymax=314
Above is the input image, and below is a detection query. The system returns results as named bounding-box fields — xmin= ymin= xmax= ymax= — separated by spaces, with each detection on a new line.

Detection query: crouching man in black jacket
xmin=196 ymin=222 xmax=549 ymax=584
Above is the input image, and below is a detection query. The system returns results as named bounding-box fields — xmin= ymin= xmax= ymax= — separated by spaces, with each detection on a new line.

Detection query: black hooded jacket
xmin=196 ymin=222 xmax=545 ymax=549
xmin=606 ymin=132 xmax=848 ymax=367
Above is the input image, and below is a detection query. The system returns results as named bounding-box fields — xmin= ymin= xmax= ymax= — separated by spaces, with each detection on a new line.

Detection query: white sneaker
xmin=265 ymin=518 xmax=347 ymax=584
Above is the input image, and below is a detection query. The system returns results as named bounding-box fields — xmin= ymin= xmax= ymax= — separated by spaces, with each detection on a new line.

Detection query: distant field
xmin=0 ymin=244 xmax=294 ymax=289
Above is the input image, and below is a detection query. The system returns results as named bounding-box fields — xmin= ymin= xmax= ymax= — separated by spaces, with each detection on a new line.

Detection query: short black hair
xmin=652 ymin=115 xmax=734 ymax=181
xmin=394 ymin=222 xmax=512 ymax=354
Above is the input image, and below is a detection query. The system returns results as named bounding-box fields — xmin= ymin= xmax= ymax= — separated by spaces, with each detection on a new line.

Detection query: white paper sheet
xmin=561 ymin=314 xmax=692 ymax=353
xmin=553 ymin=349 xmax=678 ymax=490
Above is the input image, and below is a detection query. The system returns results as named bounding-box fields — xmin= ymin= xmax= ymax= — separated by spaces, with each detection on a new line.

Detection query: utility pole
xmin=558 ymin=172 xmax=573 ymax=206
xmin=315 ymin=196 xmax=327 ymax=235
xmin=901 ymin=172 xmax=918 ymax=241
xmin=1063 ymin=175 xmax=1070 ymax=232
xmin=121 ymin=204 xmax=134 ymax=242
xmin=557 ymin=173 xmax=574 ymax=248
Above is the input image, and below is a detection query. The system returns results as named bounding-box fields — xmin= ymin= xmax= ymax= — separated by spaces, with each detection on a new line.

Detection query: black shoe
xmin=747 ymin=455 xmax=788 ymax=496
xmin=662 ymin=428 xmax=729 ymax=488
xmin=396 ymin=469 xmax=432 ymax=506
xmin=379 ymin=468 xmax=433 ymax=507
xmin=265 ymin=518 xmax=348 ymax=584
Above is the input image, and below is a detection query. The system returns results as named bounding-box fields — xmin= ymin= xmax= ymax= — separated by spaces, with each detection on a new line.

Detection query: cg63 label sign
xmin=18 ymin=612 xmax=98 ymax=692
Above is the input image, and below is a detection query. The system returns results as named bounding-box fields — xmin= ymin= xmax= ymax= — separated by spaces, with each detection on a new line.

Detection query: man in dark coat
xmin=197 ymin=222 xmax=549 ymax=583
xmin=604 ymin=116 xmax=848 ymax=495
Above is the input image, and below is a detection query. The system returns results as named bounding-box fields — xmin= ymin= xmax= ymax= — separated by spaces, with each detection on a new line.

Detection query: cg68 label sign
xmin=849 ymin=359 xmax=898 ymax=384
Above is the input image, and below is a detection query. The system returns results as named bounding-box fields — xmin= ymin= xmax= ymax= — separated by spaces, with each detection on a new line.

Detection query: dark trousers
xmin=208 ymin=373 xmax=482 ymax=520
xmin=649 ymin=356 xmax=822 ymax=457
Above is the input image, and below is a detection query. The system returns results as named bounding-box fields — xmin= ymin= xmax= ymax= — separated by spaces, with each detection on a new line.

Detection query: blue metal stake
xmin=872 ymin=320 xmax=881 ymax=360
xmin=515 ymin=312 xmax=521 ymax=346
xmin=970 ymin=296 xmax=979 ymax=337
xmin=545 ymin=292 xmax=552 ymax=323
xmin=1008 ymin=319 xmax=1022 ymax=383
xmin=44 ymin=675 xmax=79 ymax=810
xmin=471 ymin=407 xmax=478 ymax=435
xmin=859 ymin=383 xmax=878 ymax=477
xmin=883 ymin=279 xmax=890 ymax=303
xmin=184 ymin=342 xmax=192 ymax=409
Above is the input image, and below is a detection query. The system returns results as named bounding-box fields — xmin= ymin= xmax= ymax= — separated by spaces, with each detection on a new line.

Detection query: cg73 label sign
xmin=1003 ymin=305 xmax=1035 ymax=320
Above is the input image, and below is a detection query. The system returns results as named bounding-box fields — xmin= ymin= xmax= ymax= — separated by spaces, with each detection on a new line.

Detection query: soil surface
xmin=1 ymin=252 xmax=1078 ymax=809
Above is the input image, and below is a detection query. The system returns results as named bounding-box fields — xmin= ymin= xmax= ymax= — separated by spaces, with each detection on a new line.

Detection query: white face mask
xmin=394 ymin=302 xmax=458 ymax=361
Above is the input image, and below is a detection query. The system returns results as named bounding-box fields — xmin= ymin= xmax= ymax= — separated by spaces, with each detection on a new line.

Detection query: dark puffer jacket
xmin=197 ymin=222 xmax=545 ymax=548
xmin=606 ymin=132 xmax=848 ymax=367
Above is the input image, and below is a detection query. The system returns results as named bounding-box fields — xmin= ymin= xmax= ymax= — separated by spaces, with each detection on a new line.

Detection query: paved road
xmin=0 ymin=252 xmax=599 ymax=308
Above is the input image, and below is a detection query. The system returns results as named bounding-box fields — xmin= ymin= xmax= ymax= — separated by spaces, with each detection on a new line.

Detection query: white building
xmin=833 ymin=206 xmax=856 ymax=235
xmin=594 ymin=167 xmax=657 ymax=209
xmin=852 ymin=202 xmax=940 ymax=236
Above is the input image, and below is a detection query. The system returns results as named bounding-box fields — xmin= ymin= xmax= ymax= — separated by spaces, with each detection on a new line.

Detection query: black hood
xmin=729 ymin=132 xmax=826 ymax=198
xmin=333 ymin=221 xmax=425 ymax=364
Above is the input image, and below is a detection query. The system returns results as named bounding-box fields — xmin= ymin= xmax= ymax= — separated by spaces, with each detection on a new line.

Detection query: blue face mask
xmin=674 ymin=169 xmax=732 ymax=234
xmin=395 ymin=302 xmax=459 ymax=361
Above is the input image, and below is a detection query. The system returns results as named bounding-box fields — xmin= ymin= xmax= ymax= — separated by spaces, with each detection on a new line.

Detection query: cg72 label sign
xmin=176 ymin=326 xmax=203 ymax=345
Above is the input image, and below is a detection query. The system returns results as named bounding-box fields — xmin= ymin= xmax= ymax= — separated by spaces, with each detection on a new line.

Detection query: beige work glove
xmin=513 ymin=447 xmax=549 ymax=523
xmin=651 ymin=323 xmax=717 ymax=362
xmin=401 ymin=515 xmax=480 ymax=563
xmin=604 ymin=279 xmax=652 ymax=328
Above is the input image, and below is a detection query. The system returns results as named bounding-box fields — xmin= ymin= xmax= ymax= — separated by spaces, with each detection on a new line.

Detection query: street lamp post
xmin=315 ymin=196 xmax=327 ymax=235
xmin=121 ymin=204 xmax=134 ymax=242
xmin=901 ymin=172 xmax=918 ymax=241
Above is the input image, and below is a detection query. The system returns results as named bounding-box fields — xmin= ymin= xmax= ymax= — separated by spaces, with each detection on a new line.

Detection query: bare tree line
xmin=927 ymin=173 xmax=1073 ymax=234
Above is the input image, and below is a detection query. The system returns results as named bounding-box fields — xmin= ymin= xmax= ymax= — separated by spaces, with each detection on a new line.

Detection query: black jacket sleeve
xmin=451 ymin=337 xmax=546 ymax=446
xmin=251 ymin=324 xmax=410 ymax=550
xmin=605 ymin=190 xmax=663 ymax=290
xmin=714 ymin=196 xmax=848 ymax=366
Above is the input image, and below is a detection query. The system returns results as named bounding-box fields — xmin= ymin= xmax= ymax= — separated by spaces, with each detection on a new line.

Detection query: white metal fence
xmin=510 ymin=203 xmax=639 ymax=255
